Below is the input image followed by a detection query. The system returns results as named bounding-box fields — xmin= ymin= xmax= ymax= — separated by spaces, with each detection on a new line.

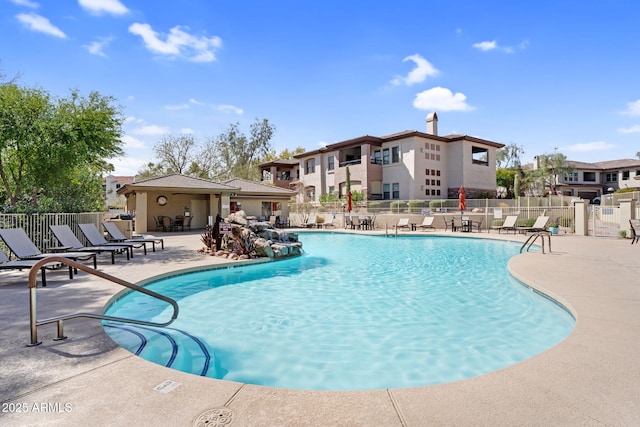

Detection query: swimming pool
xmin=104 ymin=232 xmax=575 ymax=391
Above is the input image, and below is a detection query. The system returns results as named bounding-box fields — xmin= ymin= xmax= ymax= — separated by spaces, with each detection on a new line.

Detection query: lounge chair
xmin=0 ymin=228 xmax=97 ymax=273
xmin=78 ymin=223 xmax=146 ymax=256
xmin=488 ymin=215 xmax=518 ymax=234
xmin=303 ymin=214 xmax=317 ymax=228
xmin=629 ymin=219 xmax=640 ymax=244
xmin=417 ymin=216 xmax=435 ymax=231
xmin=0 ymin=249 xmax=52 ymax=286
xmin=102 ymin=222 xmax=164 ymax=251
xmin=50 ymin=224 xmax=130 ymax=264
xmin=394 ymin=218 xmax=410 ymax=230
xmin=517 ymin=216 xmax=550 ymax=234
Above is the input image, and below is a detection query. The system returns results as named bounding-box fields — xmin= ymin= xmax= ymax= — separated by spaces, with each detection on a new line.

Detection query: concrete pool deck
xmin=0 ymin=228 xmax=638 ymax=426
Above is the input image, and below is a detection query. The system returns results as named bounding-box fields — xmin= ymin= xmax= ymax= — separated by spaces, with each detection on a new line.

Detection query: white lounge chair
xmin=488 ymin=215 xmax=518 ymax=234
xmin=394 ymin=218 xmax=410 ymax=230
xmin=517 ymin=216 xmax=550 ymax=233
xmin=417 ymin=216 xmax=435 ymax=231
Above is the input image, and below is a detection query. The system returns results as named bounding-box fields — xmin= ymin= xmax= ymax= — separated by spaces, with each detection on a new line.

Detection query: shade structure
xmin=347 ymin=191 xmax=353 ymax=212
xmin=458 ymin=186 xmax=466 ymax=212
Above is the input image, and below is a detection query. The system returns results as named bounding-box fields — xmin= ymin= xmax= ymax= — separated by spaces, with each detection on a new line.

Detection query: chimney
xmin=426 ymin=112 xmax=438 ymax=136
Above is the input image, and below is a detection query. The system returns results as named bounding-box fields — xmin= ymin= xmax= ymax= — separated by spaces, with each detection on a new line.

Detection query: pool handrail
xmin=27 ymin=256 xmax=179 ymax=346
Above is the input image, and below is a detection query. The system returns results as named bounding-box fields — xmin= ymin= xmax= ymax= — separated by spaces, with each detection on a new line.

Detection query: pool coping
xmin=1 ymin=229 xmax=639 ymax=426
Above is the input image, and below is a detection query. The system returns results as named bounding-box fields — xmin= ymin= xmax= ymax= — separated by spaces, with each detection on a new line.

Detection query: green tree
xmin=525 ymin=151 xmax=573 ymax=195
xmin=496 ymin=168 xmax=516 ymax=198
xmin=0 ymin=85 xmax=123 ymax=211
xmin=202 ymin=118 xmax=276 ymax=180
xmin=496 ymin=143 xmax=524 ymax=169
xmin=136 ymin=161 xmax=168 ymax=180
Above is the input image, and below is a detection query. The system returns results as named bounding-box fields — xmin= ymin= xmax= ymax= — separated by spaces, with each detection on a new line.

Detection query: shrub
xmin=558 ymin=216 xmax=572 ymax=227
xmin=429 ymin=199 xmax=457 ymax=210
xmin=516 ymin=218 xmax=536 ymax=227
xmin=390 ymin=201 xmax=406 ymax=212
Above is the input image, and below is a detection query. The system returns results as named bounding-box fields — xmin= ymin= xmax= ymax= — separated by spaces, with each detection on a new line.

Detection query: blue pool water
xmin=103 ymin=233 xmax=575 ymax=391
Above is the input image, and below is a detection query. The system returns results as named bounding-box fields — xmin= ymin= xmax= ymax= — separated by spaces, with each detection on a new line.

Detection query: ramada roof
xmin=223 ymin=178 xmax=296 ymax=195
xmin=117 ymin=173 xmax=239 ymax=195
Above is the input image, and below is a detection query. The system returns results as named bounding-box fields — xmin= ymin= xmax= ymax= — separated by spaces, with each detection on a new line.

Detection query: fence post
xmin=573 ymin=200 xmax=589 ymax=236
xmin=619 ymin=199 xmax=636 ymax=238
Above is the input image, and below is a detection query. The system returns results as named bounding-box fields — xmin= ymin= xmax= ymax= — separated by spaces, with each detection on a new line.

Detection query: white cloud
xmin=165 ymin=104 xmax=190 ymax=110
xmin=16 ymin=13 xmax=66 ymax=38
xmin=473 ymin=40 xmax=496 ymax=51
xmin=473 ymin=39 xmax=529 ymax=53
xmin=390 ymin=54 xmax=438 ymax=86
xmin=180 ymin=128 xmax=194 ymax=134
xmin=618 ymin=125 xmax=640 ymax=134
xmin=84 ymin=36 xmax=114 ymax=57
xmin=413 ymin=87 xmax=473 ymax=111
xmin=120 ymin=134 xmax=145 ymax=149
xmin=128 ymin=23 xmax=222 ymax=62
xmin=217 ymin=104 xmax=244 ymax=115
xmin=621 ymin=99 xmax=640 ymax=116
xmin=78 ymin=0 xmax=129 ymax=16
xmin=10 ymin=0 xmax=39 ymax=8
xmin=132 ymin=124 xmax=170 ymax=135
xmin=110 ymin=156 xmax=148 ymax=176
xmin=564 ymin=141 xmax=616 ymax=152
xmin=189 ymin=98 xmax=203 ymax=105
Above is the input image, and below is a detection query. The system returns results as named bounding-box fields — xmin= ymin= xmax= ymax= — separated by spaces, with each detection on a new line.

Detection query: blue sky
xmin=3 ymin=0 xmax=639 ymax=176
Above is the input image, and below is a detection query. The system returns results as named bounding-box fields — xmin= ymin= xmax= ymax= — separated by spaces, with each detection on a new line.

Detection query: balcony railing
xmin=339 ymin=159 xmax=362 ymax=167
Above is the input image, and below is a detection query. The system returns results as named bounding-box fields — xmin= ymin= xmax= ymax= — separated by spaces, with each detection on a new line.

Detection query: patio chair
xmin=303 ymin=214 xmax=317 ymax=228
xmin=394 ymin=218 xmax=410 ymax=230
xmin=517 ymin=216 xmax=550 ymax=234
xmin=417 ymin=216 xmax=435 ymax=231
xmin=102 ymin=221 xmax=164 ymax=251
xmin=0 ymin=249 xmax=52 ymax=286
xmin=629 ymin=219 xmax=640 ymax=244
xmin=181 ymin=215 xmax=192 ymax=231
xmin=153 ymin=216 xmax=163 ymax=231
xmin=0 ymin=228 xmax=97 ymax=274
xmin=472 ymin=216 xmax=484 ymax=232
xmin=488 ymin=215 xmax=518 ymax=234
xmin=50 ymin=224 xmax=131 ymax=264
xmin=78 ymin=223 xmax=146 ymax=256
xmin=162 ymin=216 xmax=178 ymax=232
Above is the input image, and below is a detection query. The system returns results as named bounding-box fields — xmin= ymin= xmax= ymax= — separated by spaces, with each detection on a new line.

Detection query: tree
xmin=136 ymin=161 xmax=168 ymax=180
xmin=262 ymin=146 xmax=306 ymax=162
xmin=496 ymin=168 xmax=517 ymax=198
xmin=0 ymin=85 xmax=124 ymax=211
xmin=201 ymin=118 xmax=276 ymax=181
xmin=153 ymin=134 xmax=196 ymax=174
xmin=496 ymin=143 xmax=524 ymax=169
xmin=525 ymin=151 xmax=573 ymax=195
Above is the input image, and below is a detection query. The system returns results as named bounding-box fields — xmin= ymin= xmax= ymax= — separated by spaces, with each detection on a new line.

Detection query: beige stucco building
xmin=259 ymin=113 xmax=504 ymax=202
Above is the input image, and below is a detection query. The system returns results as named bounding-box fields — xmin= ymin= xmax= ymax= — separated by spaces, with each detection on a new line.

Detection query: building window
xmin=392 ymin=183 xmax=400 ymax=199
xmin=426 ymin=169 xmax=430 ymax=176
xmin=383 ymin=183 xmax=390 ymax=199
xmin=328 ymin=156 xmax=334 ymax=171
xmin=391 ymin=146 xmax=400 ymax=163
xmin=437 ymin=180 xmax=441 ymax=186
xmin=328 ymin=186 xmax=334 ymax=195
xmin=622 ymin=170 xmax=630 ymax=180
xmin=382 ymin=148 xmax=390 ymax=165
xmin=372 ymin=150 xmax=382 ymax=165
xmin=430 ymin=189 xmax=436 ymax=196
xmin=583 ymin=172 xmax=596 ymax=182
xmin=431 ymin=179 xmax=436 ymax=185
xmin=472 ymin=146 xmax=489 ymax=166
xmin=436 ymin=145 xmax=440 ymax=151
xmin=437 ymin=189 xmax=441 ymax=196
xmin=564 ymin=172 xmax=578 ymax=182
xmin=305 ymin=159 xmax=315 ymax=174
xmin=605 ymin=172 xmax=618 ymax=182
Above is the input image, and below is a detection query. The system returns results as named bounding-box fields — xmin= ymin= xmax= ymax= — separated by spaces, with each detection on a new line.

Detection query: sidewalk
xmin=0 ymin=230 xmax=638 ymax=426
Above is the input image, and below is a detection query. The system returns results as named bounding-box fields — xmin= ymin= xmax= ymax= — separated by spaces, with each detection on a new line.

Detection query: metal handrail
xmin=27 ymin=256 xmax=179 ymax=346
xmin=520 ymin=231 xmax=552 ymax=254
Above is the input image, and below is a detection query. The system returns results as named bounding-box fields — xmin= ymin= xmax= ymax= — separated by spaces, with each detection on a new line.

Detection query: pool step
xmin=104 ymin=323 xmax=214 ymax=376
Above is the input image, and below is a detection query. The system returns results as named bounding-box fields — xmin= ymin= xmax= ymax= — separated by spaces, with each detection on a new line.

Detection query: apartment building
xmin=533 ymin=157 xmax=640 ymax=200
xmin=259 ymin=113 xmax=504 ymax=203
